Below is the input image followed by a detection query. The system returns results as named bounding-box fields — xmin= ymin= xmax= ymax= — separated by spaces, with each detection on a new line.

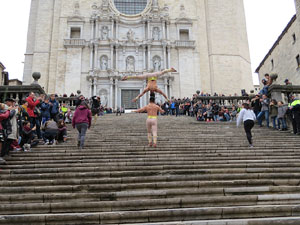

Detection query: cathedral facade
xmin=23 ymin=0 xmax=253 ymax=109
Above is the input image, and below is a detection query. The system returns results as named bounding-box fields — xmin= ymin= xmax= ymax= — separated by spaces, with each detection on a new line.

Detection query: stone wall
xmin=23 ymin=0 xmax=254 ymax=107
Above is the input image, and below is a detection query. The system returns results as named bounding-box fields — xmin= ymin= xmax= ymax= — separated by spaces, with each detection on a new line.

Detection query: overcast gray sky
xmin=0 ymin=0 xmax=297 ymax=85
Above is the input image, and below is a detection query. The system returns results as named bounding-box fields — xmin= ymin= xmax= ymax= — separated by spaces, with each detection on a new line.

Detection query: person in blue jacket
xmin=40 ymin=97 xmax=51 ymax=125
xmin=49 ymin=94 xmax=60 ymax=122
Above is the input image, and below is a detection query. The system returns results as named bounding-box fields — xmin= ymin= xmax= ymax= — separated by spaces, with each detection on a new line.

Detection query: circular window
xmin=113 ymin=0 xmax=148 ymax=15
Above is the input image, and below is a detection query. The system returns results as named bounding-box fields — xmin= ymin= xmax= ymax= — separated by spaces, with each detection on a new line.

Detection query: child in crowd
xmin=231 ymin=106 xmax=237 ymax=121
xmin=204 ymin=104 xmax=213 ymax=122
xmin=277 ymin=101 xmax=288 ymax=131
xmin=65 ymin=108 xmax=73 ymax=124
xmin=57 ymin=120 xmax=67 ymax=142
xmin=20 ymin=121 xmax=38 ymax=151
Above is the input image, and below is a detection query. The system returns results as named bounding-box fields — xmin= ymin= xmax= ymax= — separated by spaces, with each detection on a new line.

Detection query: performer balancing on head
xmin=134 ymin=94 xmax=164 ymax=148
xmin=122 ymin=68 xmax=176 ymax=102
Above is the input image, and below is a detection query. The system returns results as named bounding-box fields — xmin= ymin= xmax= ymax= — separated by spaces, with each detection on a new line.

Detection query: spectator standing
xmin=257 ymin=94 xmax=270 ymax=127
xmin=49 ymin=94 xmax=59 ymax=122
xmin=277 ymin=101 xmax=288 ymax=131
xmin=0 ymin=103 xmax=11 ymax=163
xmin=4 ymin=99 xmax=18 ymax=156
xmin=251 ymin=94 xmax=262 ymax=117
xmin=290 ymin=96 xmax=300 ymax=135
xmin=269 ymin=99 xmax=278 ymax=129
xmin=72 ymin=101 xmax=92 ymax=150
xmin=26 ymin=92 xmax=42 ymax=139
xmin=40 ymin=97 xmax=51 ymax=125
xmin=91 ymin=96 xmax=101 ymax=126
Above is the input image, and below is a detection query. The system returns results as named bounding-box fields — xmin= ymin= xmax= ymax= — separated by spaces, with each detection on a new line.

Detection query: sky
xmin=0 ymin=0 xmax=297 ymax=85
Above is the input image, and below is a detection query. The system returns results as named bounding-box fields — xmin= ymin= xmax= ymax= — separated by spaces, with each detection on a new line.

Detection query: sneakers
xmin=249 ymin=144 xmax=254 ymax=148
xmin=23 ymin=144 xmax=31 ymax=152
xmin=44 ymin=140 xmax=49 ymax=145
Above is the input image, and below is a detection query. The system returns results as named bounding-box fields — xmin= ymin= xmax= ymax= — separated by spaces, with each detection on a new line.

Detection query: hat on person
xmin=5 ymin=98 xmax=15 ymax=102
xmin=284 ymin=79 xmax=289 ymax=83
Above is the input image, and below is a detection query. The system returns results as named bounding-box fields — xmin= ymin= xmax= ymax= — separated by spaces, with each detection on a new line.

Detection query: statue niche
xmin=100 ymin=55 xmax=108 ymax=70
xmin=126 ymin=56 xmax=135 ymax=72
xmin=153 ymin=27 xmax=160 ymax=40
xmin=101 ymin=26 xmax=109 ymax=40
xmin=153 ymin=56 xmax=161 ymax=72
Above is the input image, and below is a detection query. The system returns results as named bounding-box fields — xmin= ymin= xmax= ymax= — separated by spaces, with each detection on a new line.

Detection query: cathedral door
xmin=121 ymin=89 xmax=140 ymax=109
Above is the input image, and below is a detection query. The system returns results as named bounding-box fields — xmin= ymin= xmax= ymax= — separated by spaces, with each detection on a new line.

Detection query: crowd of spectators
xmin=0 ymin=92 xmax=109 ymax=164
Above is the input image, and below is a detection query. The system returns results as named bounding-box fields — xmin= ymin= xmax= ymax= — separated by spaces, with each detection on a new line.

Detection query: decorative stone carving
xmin=101 ymin=26 xmax=109 ymax=40
xmin=153 ymin=27 xmax=160 ymax=40
xmin=126 ymin=56 xmax=135 ymax=72
xmin=74 ymin=1 xmax=80 ymax=16
xmin=100 ymin=55 xmax=108 ymax=70
xmin=99 ymin=89 xmax=108 ymax=106
xmin=127 ymin=29 xmax=135 ymax=42
xmin=153 ymin=56 xmax=161 ymax=71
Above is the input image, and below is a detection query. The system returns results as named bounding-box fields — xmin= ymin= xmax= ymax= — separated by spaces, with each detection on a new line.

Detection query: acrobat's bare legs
xmin=155 ymin=88 xmax=170 ymax=102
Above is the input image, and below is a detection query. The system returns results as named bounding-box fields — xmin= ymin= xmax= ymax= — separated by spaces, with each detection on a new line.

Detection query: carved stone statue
xmin=100 ymin=55 xmax=108 ymax=70
xmin=101 ymin=26 xmax=109 ymax=40
xmin=99 ymin=89 xmax=108 ymax=106
xmin=126 ymin=56 xmax=135 ymax=72
xmin=127 ymin=29 xmax=135 ymax=41
xmin=153 ymin=56 xmax=161 ymax=71
xmin=153 ymin=27 xmax=160 ymax=40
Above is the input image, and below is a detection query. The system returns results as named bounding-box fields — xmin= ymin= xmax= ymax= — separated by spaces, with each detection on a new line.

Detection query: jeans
xmin=244 ymin=120 xmax=254 ymax=145
xmin=224 ymin=113 xmax=231 ymax=121
xmin=44 ymin=130 xmax=58 ymax=142
xmin=30 ymin=117 xmax=41 ymax=139
xmin=42 ymin=116 xmax=50 ymax=126
xmin=257 ymin=110 xmax=269 ymax=127
xmin=277 ymin=118 xmax=287 ymax=129
xmin=271 ymin=116 xmax=277 ymax=129
xmin=76 ymin=123 xmax=88 ymax=148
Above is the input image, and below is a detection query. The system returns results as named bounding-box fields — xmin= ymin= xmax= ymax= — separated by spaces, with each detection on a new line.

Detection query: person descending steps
xmin=121 ymin=68 xmax=176 ymax=102
xmin=133 ymin=94 xmax=164 ymax=148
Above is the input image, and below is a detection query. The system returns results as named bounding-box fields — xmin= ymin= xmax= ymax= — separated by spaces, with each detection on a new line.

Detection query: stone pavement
xmin=0 ymin=114 xmax=300 ymax=224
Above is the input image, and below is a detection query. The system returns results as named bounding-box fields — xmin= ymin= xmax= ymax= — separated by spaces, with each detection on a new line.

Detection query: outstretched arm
xmin=122 ymin=68 xmax=176 ymax=81
xmin=133 ymin=106 xmax=147 ymax=113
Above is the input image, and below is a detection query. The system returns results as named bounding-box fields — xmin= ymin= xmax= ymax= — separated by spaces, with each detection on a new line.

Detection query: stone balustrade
xmin=175 ymin=40 xmax=196 ymax=48
xmin=63 ymin=39 xmax=86 ymax=48
xmin=195 ymin=95 xmax=252 ymax=106
xmin=0 ymin=85 xmax=46 ymax=103
xmin=268 ymin=84 xmax=300 ymax=103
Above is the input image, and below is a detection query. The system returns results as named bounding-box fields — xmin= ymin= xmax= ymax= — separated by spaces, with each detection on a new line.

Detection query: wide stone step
xmin=0 ymin=204 xmax=299 ymax=224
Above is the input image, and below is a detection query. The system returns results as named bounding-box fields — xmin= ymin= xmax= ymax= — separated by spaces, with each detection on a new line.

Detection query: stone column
xmin=163 ymin=45 xmax=167 ymax=69
xmin=115 ymin=78 xmax=118 ymax=109
xmin=95 ymin=19 xmax=99 ymax=39
xmin=167 ymin=46 xmax=171 ymax=68
xmin=164 ymin=78 xmax=168 ymax=97
xmin=169 ymin=80 xmax=173 ymax=98
xmin=116 ymin=46 xmax=119 ymax=70
xmin=147 ymin=45 xmax=151 ymax=70
xmin=110 ymin=78 xmax=113 ymax=107
xmin=162 ymin=21 xmax=166 ymax=40
xmin=90 ymin=19 xmax=95 ymax=39
xmin=143 ymin=46 xmax=146 ymax=70
xmin=166 ymin=22 xmax=170 ymax=40
xmin=94 ymin=44 xmax=98 ymax=69
xmin=147 ymin=22 xmax=150 ymax=40
xmin=110 ymin=44 xmax=114 ymax=69
xmin=89 ymin=83 xmax=92 ymax=98
xmin=111 ymin=19 xmax=114 ymax=39
xmin=93 ymin=79 xmax=97 ymax=96
xmin=89 ymin=44 xmax=94 ymax=71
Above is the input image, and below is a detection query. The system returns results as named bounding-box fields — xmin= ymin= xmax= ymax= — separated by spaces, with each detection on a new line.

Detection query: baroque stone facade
xmin=256 ymin=1 xmax=299 ymax=87
xmin=23 ymin=0 xmax=253 ymax=109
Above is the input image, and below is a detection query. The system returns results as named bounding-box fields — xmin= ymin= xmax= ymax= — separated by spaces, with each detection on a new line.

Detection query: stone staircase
xmin=1 ymin=114 xmax=300 ymax=224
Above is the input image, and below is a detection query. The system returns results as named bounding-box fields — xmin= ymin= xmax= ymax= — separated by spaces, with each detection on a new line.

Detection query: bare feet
xmin=148 ymin=142 xmax=152 ymax=147
xmin=132 ymin=97 xmax=138 ymax=102
xmin=121 ymin=76 xmax=128 ymax=81
xmin=170 ymin=67 xmax=177 ymax=73
xmin=153 ymin=144 xmax=157 ymax=148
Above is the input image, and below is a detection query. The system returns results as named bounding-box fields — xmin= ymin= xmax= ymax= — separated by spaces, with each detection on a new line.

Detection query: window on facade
xmin=293 ymin=33 xmax=296 ymax=44
xmin=179 ymin=29 xmax=189 ymax=41
xmin=296 ymin=55 xmax=300 ymax=68
xmin=70 ymin=27 xmax=81 ymax=39
xmin=271 ymin=59 xmax=274 ymax=70
xmin=114 ymin=0 xmax=148 ymax=15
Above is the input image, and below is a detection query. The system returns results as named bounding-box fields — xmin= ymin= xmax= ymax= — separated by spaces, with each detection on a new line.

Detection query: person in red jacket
xmin=72 ymin=101 xmax=92 ymax=150
xmin=26 ymin=92 xmax=42 ymax=139
xmin=0 ymin=103 xmax=11 ymax=163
